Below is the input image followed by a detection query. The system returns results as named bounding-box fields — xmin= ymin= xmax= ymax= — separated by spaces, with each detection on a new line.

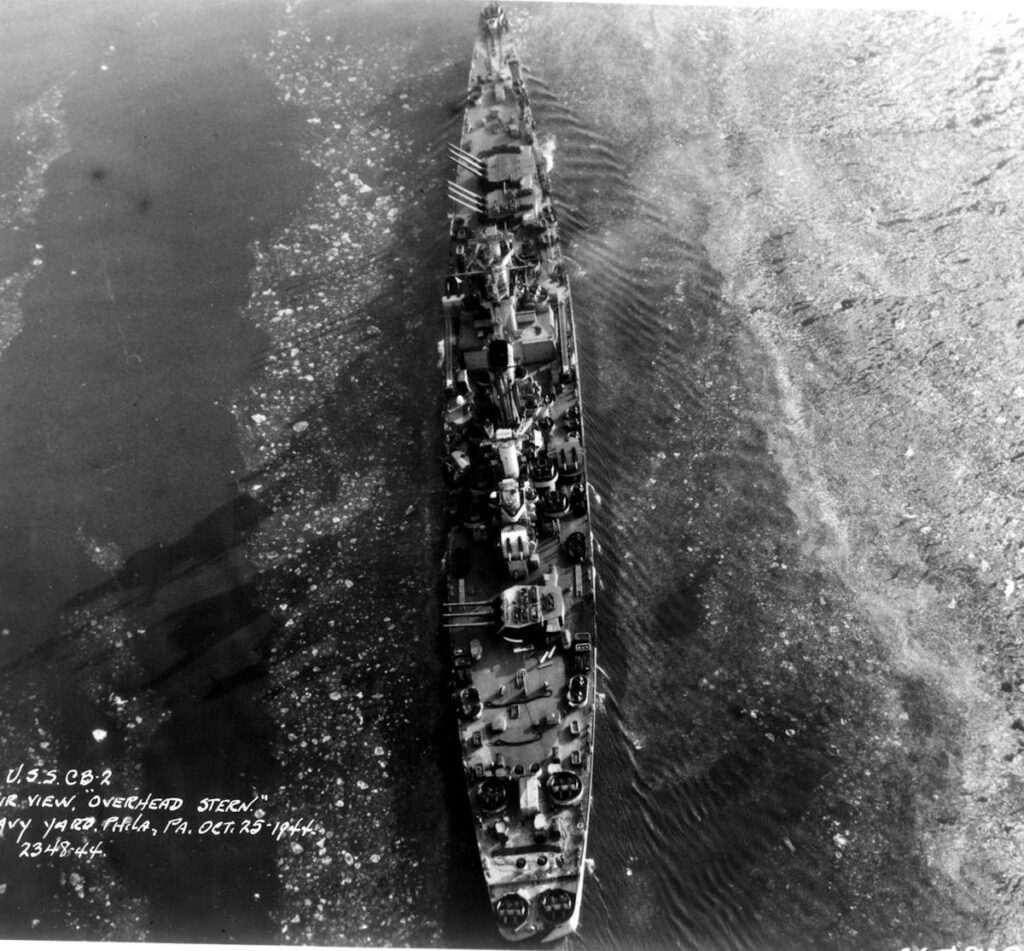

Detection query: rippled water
xmin=1 ymin=1 xmax=1021 ymax=949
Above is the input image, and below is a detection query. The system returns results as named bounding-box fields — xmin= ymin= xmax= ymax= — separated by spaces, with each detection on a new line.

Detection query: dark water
xmin=0 ymin=0 xmax=315 ymax=940
xmin=0 ymin=1 xmax=1002 ymax=949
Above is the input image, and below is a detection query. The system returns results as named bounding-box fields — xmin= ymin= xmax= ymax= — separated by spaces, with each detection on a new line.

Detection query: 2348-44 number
xmin=18 ymin=840 xmax=104 ymax=860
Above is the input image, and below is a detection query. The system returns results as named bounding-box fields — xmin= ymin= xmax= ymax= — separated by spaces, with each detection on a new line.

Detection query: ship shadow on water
xmin=0 ymin=326 xmax=447 ymax=941
xmin=16 ymin=102 xmax=488 ymax=927
xmin=0 ymin=487 xmax=284 ymax=939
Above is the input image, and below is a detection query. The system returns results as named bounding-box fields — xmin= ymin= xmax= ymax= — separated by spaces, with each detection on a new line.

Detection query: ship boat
xmin=440 ymin=2 xmax=597 ymax=943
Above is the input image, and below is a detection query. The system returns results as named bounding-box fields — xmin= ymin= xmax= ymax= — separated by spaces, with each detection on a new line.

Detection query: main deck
xmin=440 ymin=3 xmax=598 ymax=942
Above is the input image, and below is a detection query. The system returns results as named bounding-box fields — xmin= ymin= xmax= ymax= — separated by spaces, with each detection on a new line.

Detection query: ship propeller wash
xmin=441 ymin=3 xmax=597 ymax=943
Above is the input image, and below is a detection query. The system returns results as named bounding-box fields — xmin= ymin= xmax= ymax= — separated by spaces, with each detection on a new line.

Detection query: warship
xmin=440 ymin=2 xmax=597 ymax=942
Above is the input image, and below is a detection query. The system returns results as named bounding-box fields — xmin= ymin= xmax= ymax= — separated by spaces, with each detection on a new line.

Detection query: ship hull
xmin=440 ymin=3 xmax=598 ymax=942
